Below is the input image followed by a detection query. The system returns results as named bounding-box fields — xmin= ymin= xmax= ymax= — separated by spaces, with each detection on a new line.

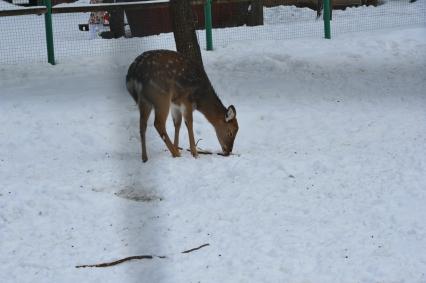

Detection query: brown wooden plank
xmin=51 ymin=0 xmax=251 ymax=14
xmin=0 ymin=0 xmax=252 ymax=16
xmin=52 ymin=1 xmax=169 ymax=14
xmin=0 ymin=7 xmax=46 ymax=17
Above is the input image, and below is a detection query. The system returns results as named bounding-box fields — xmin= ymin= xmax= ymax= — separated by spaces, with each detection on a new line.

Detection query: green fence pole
xmin=323 ymin=0 xmax=331 ymax=39
xmin=43 ymin=0 xmax=55 ymax=64
xmin=204 ymin=0 xmax=213 ymax=50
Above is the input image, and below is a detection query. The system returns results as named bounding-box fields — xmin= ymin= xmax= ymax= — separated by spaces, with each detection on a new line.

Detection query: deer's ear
xmin=225 ymin=105 xmax=236 ymax=122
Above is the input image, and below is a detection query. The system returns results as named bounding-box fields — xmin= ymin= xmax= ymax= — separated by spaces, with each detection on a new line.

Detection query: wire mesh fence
xmin=0 ymin=13 xmax=48 ymax=64
xmin=51 ymin=11 xmax=175 ymax=61
xmin=0 ymin=0 xmax=425 ymax=65
xmin=331 ymin=0 xmax=426 ymax=36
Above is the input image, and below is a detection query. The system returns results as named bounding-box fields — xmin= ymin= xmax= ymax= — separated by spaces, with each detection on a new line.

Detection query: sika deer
xmin=126 ymin=50 xmax=239 ymax=162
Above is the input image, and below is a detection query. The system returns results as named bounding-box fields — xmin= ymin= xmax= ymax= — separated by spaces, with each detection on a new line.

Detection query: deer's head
xmin=215 ymin=105 xmax=239 ymax=156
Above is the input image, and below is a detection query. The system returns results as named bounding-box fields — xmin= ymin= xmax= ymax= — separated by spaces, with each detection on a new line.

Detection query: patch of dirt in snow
xmin=114 ymin=186 xmax=163 ymax=202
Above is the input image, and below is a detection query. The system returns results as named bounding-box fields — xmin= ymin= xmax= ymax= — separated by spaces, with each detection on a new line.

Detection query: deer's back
xmin=126 ymin=50 xmax=207 ymax=104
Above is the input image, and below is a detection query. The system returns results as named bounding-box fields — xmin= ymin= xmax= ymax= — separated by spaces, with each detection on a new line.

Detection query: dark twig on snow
xmin=75 ymin=255 xmax=163 ymax=268
xmin=171 ymin=141 xmax=240 ymax=156
xmin=184 ymin=149 xmax=240 ymax=156
xmin=195 ymin=138 xmax=203 ymax=147
xmin=186 ymin=148 xmax=213 ymax=155
xmin=181 ymin=243 xmax=210 ymax=254
xmin=75 ymin=243 xmax=210 ymax=268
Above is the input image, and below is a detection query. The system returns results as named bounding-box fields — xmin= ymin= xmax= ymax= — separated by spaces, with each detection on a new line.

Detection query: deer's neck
xmin=195 ymin=85 xmax=226 ymax=127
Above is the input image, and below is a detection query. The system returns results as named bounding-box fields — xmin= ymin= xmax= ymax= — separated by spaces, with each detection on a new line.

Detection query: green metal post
xmin=43 ymin=0 xmax=55 ymax=64
xmin=204 ymin=0 xmax=213 ymax=50
xmin=323 ymin=0 xmax=331 ymax=39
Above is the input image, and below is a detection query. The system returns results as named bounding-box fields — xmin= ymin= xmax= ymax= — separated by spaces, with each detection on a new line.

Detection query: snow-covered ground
xmin=1 ymin=1 xmax=426 ymax=283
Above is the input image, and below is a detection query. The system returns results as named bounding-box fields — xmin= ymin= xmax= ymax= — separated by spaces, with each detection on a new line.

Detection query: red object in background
xmin=103 ymin=11 xmax=110 ymax=25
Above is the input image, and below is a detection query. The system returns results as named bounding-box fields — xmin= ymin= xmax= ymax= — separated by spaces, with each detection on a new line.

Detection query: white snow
xmin=0 ymin=0 xmax=26 ymax=9
xmin=1 ymin=1 xmax=426 ymax=283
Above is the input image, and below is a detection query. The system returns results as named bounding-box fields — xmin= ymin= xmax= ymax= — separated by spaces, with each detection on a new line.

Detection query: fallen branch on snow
xmin=187 ymin=149 xmax=240 ymax=156
xmin=75 ymin=255 xmax=164 ymax=268
xmin=167 ymin=147 xmax=239 ymax=156
xmin=75 ymin=243 xmax=210 ymax=268
xmin=170 ymin=139 xmax=239 ymax=156
xmin=181 ymin=243 xmax=210 ymax=254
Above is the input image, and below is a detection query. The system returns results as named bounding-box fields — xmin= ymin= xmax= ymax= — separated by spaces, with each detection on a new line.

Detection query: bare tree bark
xmin=247 ymin=0 xmax=263 ymax=26
xmin=170 ymin=0 xmax=203 ymax=67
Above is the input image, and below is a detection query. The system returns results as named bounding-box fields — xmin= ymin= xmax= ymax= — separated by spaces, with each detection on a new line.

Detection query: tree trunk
xmin=170 ymin=0 xmax=203 ymax=67
xmin=247 ymin=0 xmax=263 ymax=27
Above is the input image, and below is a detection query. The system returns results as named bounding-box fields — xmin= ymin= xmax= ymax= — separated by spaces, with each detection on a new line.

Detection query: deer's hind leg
xmin=138 ymin=99 xmax=152 ymax=162
xmin=153 ymin=98 xmax=181 ymax=158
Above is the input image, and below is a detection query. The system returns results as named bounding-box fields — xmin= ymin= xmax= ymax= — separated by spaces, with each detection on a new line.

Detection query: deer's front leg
xmin=171 ymin=105 xmax=182 ymax=149
xmin=183 ymin=104 xmax=198 ymax=158
xmin=153 ymin=106 xmax=180 ymax=158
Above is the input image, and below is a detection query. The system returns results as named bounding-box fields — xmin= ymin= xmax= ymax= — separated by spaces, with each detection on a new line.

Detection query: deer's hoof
xmin=172 ymin=151 xmax=181 ymax=158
